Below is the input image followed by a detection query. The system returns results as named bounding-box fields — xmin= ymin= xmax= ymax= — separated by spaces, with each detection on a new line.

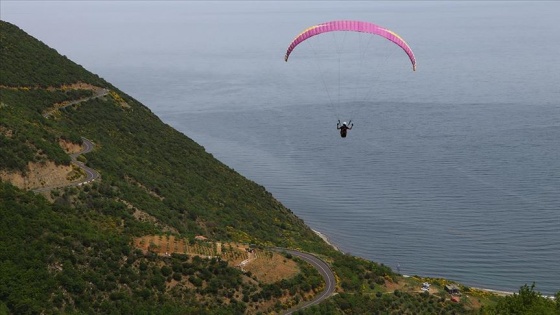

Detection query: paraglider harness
xmin=337 ymin=120 xmax=353 ymax=138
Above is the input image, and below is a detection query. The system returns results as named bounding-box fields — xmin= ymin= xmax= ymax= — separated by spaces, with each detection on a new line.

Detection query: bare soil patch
xmin=59 ymin=139 xmax=83 ymax=154
xmin=133 ymin=235 xmax=218 ymax=258
xmin=132 ymin=236 xmax=300 ymax=284
xmin=0 ymin=161 xmax=74 ymax=190
xmin=243 ymin=250 xmax=299 ymax=284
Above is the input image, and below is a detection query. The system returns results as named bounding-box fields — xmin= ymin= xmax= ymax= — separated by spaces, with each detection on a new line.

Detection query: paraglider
xmin=285 ymin=20 xmax=416 ymax=71
xmin=284 ymin=20 xmax=416 ymax=138
xmin=337 ymin=120 xmax=353 ymax=138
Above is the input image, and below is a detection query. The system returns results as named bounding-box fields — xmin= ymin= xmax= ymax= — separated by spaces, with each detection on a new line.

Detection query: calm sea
xmin=3 ymin=1 xmax=559 ymax=295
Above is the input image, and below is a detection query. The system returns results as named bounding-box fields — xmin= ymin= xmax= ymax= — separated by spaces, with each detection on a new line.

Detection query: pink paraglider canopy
xmin=284 ymin=20 xmax=416 ymax=71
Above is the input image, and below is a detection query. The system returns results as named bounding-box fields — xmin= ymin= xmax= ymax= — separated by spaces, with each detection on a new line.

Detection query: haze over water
xmin=3 ymin=1 xmax=559 ymax=295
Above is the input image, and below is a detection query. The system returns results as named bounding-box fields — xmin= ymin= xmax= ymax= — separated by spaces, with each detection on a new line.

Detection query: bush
xmin=161 ymin=266 xmax=172 ymax=277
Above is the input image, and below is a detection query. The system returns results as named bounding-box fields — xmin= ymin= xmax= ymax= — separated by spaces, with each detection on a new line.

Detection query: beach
xmin=313 ymin=230 xmax=340 ymax=252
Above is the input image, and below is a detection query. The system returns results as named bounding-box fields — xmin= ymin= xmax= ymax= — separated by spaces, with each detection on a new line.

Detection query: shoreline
xmin=311 ymin=229 xmax=560 ymax=299
xmin=312 ymin=229 xmax=340 ymax=252
xmin=472 ymin=287 xmax=514 ymax=297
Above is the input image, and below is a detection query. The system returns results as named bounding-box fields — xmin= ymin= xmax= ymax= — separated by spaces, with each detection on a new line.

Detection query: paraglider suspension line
xmin=306 ymin=38 xmax=339 ymax=119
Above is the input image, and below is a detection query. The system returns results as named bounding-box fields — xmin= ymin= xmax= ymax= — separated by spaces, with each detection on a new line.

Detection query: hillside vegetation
xmin=1 ymin=20 xmax=557 ymax=314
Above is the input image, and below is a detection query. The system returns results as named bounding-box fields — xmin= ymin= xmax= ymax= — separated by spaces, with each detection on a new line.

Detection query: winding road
xmin=70 ymin=137 xmax=99 ymax=185
xmin=32 ymin=137 xmax=99 ymax=192
xmin=272 ymin=248 xmax=337 ymax=314
xmin=33 ymin=85 xmax=105 ymax=192
xmin=43 ymin=88 xmax=109 ymax=118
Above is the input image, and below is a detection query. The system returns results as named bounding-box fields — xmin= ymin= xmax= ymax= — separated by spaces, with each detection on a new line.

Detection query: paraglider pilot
xmin=337 ymin=120 xmax=353 ymax=138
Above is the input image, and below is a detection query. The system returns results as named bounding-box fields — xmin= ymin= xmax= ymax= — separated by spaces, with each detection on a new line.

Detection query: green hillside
xmin=0 ymin=20 xmax=322 ymax=249
xmin=1 ymin=20 xmax=557 ymax=314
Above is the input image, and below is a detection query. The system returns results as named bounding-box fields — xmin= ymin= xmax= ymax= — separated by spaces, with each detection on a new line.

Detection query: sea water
xmin=3 ymin=1 xmax=559 ymax=295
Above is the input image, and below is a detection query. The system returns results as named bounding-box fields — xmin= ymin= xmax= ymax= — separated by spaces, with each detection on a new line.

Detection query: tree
xmin=486 ymin=283 xmax=558 ymax=315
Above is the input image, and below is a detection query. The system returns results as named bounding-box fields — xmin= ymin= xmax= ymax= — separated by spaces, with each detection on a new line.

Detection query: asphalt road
xmin=71 ymin=137 xmax=99 ymax=184
xmin=272 ymin=248 xmax=337 ymax=314
xmin=34 ymin=86 xmax=104 ymax=191
xmin=43 ymin=88 xmax=109 ymax=118
xmin=32 ymin=137 xmax=99 ymax=192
